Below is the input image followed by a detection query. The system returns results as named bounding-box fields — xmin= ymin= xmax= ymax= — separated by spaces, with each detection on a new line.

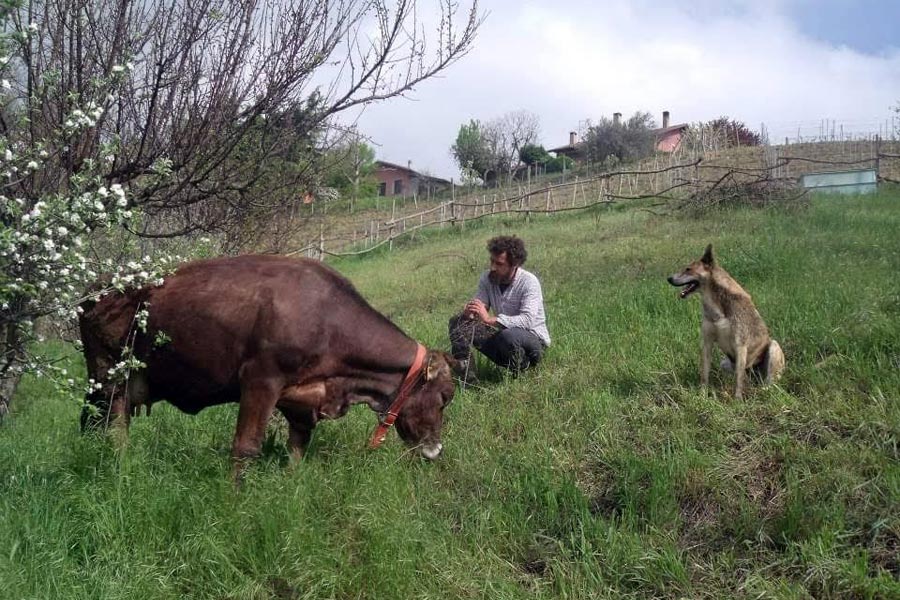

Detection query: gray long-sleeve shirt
xmin=475 ymin=267 xmax=551 ymax=346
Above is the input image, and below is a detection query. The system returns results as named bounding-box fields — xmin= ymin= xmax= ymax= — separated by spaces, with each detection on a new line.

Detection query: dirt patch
xmin=868 ymin=527 xmax=900 ymax=578
xmin=588 ymin=489 xmax=625 ymax=519
xmin=518 ymin=535 xmax=557 ymax=580
xmin=721 ymin=441 xmax=786 ymax=522
xmin=270 ymin=578 xmax=297 ymax=600
xmin=680 ymin=491 xmax=721 ymax=532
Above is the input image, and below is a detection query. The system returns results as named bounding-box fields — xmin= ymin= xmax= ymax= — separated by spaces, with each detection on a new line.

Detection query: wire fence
xmin=286 ymin=138 xmax=900 ymax=260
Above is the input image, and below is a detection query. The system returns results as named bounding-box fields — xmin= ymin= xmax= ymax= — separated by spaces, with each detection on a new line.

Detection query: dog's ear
xmin=701 ymin=244 xmax=715 ymax=266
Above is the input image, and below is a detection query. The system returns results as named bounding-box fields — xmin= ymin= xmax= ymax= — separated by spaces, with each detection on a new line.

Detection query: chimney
xmin=613 ymin=112 xmax=622 ymax=126
xmin=407 ymin=160 xmax=412 ymax=171
xmin=569 ymin=131 xmax=577 ymax=146
xmin=662 ymin=110 xmax=670 ymax=129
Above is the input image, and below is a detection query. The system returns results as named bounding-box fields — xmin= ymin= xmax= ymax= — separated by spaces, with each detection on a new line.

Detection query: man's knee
xmin=494 ymin=328 xmax=543 ymax=371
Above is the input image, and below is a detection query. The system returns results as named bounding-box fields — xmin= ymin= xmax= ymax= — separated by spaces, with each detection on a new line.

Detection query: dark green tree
xmin=519 ymin=144 xmax=551 ymax=166
xmin=451 ymin=120 xmax=493 ymax=183
xmin=583 ymin=111 xmax=657 ymax=164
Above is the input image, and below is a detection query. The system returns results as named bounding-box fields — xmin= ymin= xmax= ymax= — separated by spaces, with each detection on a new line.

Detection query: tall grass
xmin=1 ymin=190 xmax=898 ymax=599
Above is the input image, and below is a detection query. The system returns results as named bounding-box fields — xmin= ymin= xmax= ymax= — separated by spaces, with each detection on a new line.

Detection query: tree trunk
xmin=0 ymin=323 xmax=25 ymax=423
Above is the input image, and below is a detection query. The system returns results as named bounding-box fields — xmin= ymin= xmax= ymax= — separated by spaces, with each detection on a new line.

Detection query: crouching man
xmin=448 ymin=235 xmax=550 ymax=383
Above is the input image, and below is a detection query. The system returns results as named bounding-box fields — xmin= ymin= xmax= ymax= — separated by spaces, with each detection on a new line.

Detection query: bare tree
xmin=4 ymin=0 xmax=483 ymax=241
xmin=0 ymin=0 xmax=482 ymax=418
xmin=681 ymin=117 xmax=762 ymax=153
xmin=478 ymin=110 xmax=540 ymax=185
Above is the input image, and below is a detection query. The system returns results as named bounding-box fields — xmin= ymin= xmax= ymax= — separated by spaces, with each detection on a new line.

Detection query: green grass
xmin=1 ymin=189 xmax=898 ymax=599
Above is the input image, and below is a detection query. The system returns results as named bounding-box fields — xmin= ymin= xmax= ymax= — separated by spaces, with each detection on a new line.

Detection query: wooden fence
xmin=286 ymin=145 xmax=900 ymax=260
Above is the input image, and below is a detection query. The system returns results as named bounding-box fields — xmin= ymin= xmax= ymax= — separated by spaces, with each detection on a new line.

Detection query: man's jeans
xmin=448 ymin=313 xmax=545 ymax=373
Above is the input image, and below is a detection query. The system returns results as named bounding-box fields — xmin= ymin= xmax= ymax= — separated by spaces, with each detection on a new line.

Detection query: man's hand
xmin=464 ymin=299 xmax=497 ymax=326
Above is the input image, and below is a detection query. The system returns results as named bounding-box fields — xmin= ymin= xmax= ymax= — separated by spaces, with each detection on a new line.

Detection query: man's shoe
xmin=453 ymin=359 xmax=479 ymax=386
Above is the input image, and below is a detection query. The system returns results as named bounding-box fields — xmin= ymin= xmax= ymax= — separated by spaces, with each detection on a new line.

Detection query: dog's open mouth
xmin=667 ymin=275 xmax=700 ymax=298
xmin=676 ymin=281 xmax=699 ymax=298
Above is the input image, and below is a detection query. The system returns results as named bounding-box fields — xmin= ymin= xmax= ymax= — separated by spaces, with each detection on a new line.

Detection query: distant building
xmin=548 ymin=110 xmax=690 ymax=161
xmin=654 ymin=111 xmax=688 ymax=152
xmin=374 ymin=160 xmax=451 ymax=198
xmin=547 ymin=130 xmax=585 ymax=162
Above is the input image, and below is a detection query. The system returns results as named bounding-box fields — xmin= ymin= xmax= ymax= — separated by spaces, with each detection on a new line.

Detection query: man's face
xmin=489 ymin=251 xmax=517 ymax=285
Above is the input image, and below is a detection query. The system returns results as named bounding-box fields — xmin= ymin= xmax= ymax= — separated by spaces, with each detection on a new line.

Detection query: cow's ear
xmin=425 ymin=351 xmax=450 ymax=381
xmin=701 ymin=244 xmax=715 ymax=266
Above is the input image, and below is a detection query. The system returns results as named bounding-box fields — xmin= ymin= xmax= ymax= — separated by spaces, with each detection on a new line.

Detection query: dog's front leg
xmin=733 ymin=345 xmax=748 ymax=400
xmin=700 ymin=322 xmax=714 ymax=389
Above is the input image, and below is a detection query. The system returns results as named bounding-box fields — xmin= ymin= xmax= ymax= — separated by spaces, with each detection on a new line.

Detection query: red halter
xmin=368 ymin=343 xmax=427 ymax=449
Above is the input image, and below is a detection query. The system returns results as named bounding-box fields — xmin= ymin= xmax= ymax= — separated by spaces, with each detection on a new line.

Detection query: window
xmin=393 ymin=179 xmax=403 ymax=195
xmin=378 ymin=182 xmax=386 ymax=196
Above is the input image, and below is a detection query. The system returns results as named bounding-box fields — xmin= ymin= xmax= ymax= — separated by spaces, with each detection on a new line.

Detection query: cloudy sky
xmin=351 ymin=0 xmax=900 ymax=179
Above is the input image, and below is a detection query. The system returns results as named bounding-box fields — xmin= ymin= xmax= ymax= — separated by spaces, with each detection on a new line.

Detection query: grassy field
xmin=1 ymin=189 xmax=898 ymax=599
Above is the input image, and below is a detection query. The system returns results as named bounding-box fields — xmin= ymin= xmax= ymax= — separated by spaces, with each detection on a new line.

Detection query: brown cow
xmin=78 ymin=255 xmax=457 ymax=473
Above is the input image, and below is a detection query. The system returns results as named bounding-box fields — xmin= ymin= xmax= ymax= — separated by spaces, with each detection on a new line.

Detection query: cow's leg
xmin=82 ymin=375 xmax=131 ymax=447
xmin=108 ymin=391 xmax=131 ymax=447
xmin=278 ymin=405 xmax=317 ymax=465
xmin=232 ymin=378 xmax=280 ymax=481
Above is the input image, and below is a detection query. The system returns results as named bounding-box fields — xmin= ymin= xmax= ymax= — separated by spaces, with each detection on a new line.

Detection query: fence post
xmin=875 ymin=135 xmax=882 ymax=181
xmin=318 ymin=224 xmax=325 ymax=261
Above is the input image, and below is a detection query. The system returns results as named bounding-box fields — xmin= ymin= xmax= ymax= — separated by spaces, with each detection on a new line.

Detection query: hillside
xmin=1 ymin=189 xmax=898 ymax=599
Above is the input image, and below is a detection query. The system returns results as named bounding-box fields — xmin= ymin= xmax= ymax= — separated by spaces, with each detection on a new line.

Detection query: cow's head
xmin=394 ymin=350 xmax=457 ymax=459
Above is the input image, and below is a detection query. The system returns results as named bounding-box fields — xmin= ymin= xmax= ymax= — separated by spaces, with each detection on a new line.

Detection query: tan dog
xmin=668 ymin=245 xmax=784 ymax=399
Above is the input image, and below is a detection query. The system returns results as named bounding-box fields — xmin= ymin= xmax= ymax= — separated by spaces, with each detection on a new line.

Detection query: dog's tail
xmin=764 ymin=340 xmax=785 ymax=384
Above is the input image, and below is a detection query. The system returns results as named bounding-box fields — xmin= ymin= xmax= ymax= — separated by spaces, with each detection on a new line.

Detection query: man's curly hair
xmin=487 ymin=235 xmax=527 ymax=266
